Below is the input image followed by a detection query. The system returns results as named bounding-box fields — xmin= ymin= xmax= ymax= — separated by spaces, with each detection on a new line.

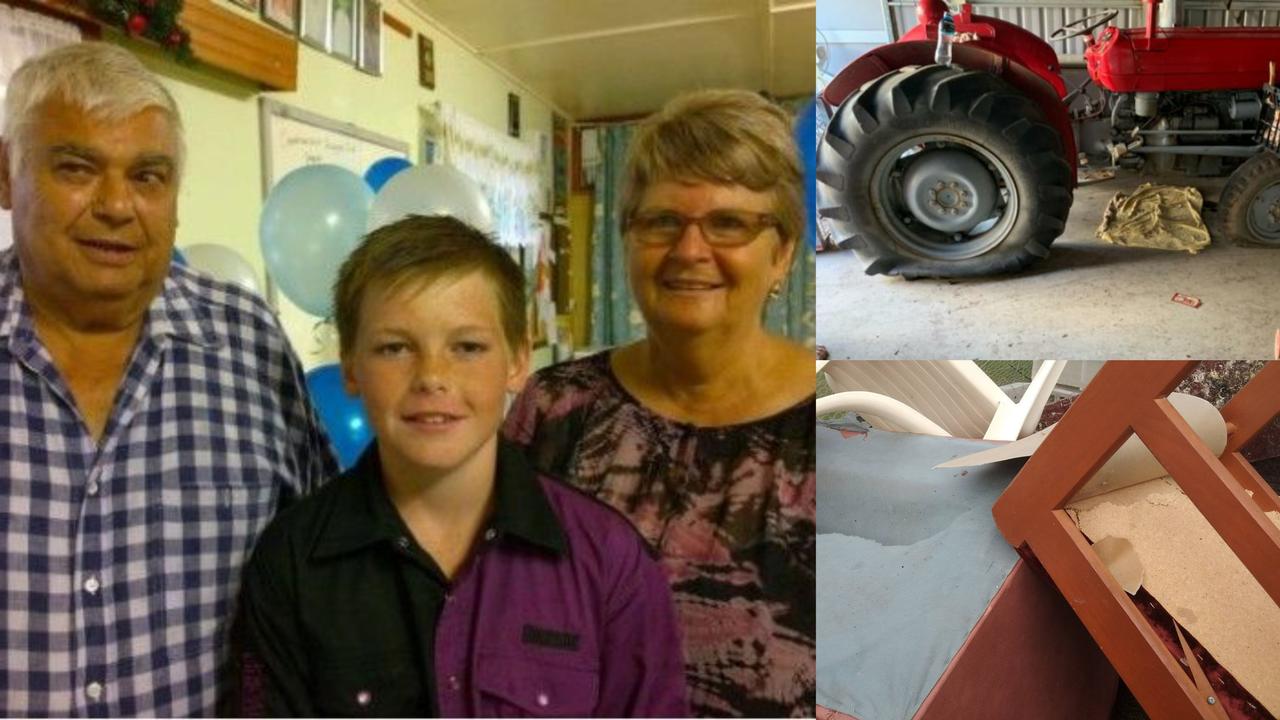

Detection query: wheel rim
xmin=872 ymin=134 xmax=1020 ymax=260
xmin=1246 ymin=180 xmax=1280 ymax=245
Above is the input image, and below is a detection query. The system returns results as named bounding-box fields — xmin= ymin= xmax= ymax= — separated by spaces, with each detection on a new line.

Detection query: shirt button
xmin=86 ymin=481 xmax=99 ymax=496
xmin=536 ymin=691 xmax=549 ymax=707
xmin=483 ymin=528 xmax=497 ymax=541
xmin=84 ymin=576 xmax=101 ymax=595
xmin=85 ymin=682 xmax=104 ymax=701
xmin=447 ymin=675 xmax=460 ymax=691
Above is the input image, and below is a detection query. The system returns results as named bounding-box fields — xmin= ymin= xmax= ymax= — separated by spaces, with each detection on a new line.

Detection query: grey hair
xmin=3 ymin=42 xmax=184 ymax=177
xmin=621 ymin=89 xmax=803 ymax=245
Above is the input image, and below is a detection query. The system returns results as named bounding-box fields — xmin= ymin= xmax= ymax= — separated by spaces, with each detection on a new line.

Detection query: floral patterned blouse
xmin=503 ymin=352 xmax=816 ymax=717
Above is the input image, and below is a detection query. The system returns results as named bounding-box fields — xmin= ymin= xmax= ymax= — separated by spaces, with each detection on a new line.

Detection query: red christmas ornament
xmin=126 ymin=13 xmax=148 ymax=34
xmin=140 ymin=0 xmax=157 ymax=8
xmin=167 ymin=29 xmax=183 ymax=46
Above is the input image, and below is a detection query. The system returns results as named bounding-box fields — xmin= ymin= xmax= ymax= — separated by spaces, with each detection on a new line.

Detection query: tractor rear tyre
xmin=1218 ymin=151 xmax=1280 ymax=247
xmin=817 ymin=64 xmax=1073 ymax=278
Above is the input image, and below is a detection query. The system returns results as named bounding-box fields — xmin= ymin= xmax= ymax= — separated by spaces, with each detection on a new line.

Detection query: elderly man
xmin=0 ymin=42 xmax=337 ymax=715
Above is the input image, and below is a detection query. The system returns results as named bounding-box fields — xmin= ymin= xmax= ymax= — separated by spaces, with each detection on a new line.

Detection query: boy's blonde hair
xmin=334 ymin=215 xmax=526 ymax=356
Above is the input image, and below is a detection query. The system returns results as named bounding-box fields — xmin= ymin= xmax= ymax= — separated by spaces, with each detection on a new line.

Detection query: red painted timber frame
xmin=992 ymin=361 xmax=1280 ymax=720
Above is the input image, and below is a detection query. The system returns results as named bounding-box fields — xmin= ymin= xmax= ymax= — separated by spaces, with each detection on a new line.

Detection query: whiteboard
xmin=259 ymin=98 xmax=409 ymax=369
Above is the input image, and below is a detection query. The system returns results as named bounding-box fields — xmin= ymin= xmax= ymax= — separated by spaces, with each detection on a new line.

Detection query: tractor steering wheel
xmin=1050 ymin=10 xmax=1119 ymax=40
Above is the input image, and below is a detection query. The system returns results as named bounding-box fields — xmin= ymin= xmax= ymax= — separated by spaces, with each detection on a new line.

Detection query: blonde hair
xmin=621 ymin=89 xmax=803 ymax=245
xmin=334 ymin=215 xmax=527 ymax=357
xmin=3 ymin=42 xmax=184 ymax=176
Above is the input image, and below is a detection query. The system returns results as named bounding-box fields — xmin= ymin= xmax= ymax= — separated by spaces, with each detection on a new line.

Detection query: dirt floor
xmin=816 ymin=170 xmax=1280 ymax=360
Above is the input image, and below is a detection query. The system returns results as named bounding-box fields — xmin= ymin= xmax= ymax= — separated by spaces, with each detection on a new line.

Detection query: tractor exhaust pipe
xmin=1135 ymin=92 xmax=1159 ymax=117
xmin=1134 ymin=0 xmax=1162 ymax=116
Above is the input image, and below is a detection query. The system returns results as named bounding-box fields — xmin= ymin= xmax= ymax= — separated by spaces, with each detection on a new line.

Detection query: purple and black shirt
xmin=504 ymin=352 xmax=816 ymax=718
xmin=238 ymin=439 xmax=688 ymax=717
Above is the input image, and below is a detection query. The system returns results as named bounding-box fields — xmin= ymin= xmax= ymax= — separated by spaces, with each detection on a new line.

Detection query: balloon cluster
xmin=258 ymin=157 xmax=494 ymax=470
xmin=259 ymin=159 xmax=493 ymax=318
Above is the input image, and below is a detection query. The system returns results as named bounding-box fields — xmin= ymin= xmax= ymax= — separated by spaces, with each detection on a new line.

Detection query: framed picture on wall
xmin=418 ymin=33 xmax=435 ymax=89
xmin=230 ymin=0 xmax=259 ymax=13
xmin=262 ymin=0 xmax=298 ymax=34
xmin=299 ymin=0 xmax=328 ymax=49
xmin=508 ymin=93 xmax=520 ymax=138
xmin=330 ymin=0 xmax=357 ymax=62
xmin=357 ymin=0 xmax=381 ymax=75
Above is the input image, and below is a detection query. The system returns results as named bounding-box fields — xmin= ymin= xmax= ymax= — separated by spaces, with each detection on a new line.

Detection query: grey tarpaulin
xmin=817 ymin=425 xmax=1022 ymax=720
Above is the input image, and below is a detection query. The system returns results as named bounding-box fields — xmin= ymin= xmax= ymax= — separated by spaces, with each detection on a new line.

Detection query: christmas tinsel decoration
xmin=85 ymin=0 xmax=194 ymax=61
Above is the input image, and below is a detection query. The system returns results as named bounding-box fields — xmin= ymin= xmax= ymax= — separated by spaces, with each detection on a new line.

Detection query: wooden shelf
xmin=183 ymin=0 xmax=297 ymax=91
xmin=14 ymin=0 xmax=297 ymax=91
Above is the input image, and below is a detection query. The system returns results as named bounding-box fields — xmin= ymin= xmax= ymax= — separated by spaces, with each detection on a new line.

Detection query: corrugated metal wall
xmin=885 ymin=1 xmax=1280 ymax=57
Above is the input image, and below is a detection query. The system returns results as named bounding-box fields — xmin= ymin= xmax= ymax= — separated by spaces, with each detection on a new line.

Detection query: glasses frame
xmin=625 ymin=209 xmax=781 ymax=248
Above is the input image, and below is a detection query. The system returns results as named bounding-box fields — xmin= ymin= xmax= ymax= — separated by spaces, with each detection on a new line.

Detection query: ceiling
xmin=412 ymin=0 xmax=816 ymax=120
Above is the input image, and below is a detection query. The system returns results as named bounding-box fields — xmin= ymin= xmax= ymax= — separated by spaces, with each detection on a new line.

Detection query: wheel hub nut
xmin=901 ymin=149 xmax=1000 ymax=233
xmin=927 ymin=180 xmax=971 ymax=214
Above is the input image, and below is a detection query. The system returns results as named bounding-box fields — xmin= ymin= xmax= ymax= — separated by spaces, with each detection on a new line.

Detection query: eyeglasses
xmin=626 ymin=210 xmax=780 ymax=247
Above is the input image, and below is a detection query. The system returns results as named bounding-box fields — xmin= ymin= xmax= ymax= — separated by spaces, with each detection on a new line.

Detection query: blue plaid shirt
xmin=0 ymin=248 xmax=337 ymax=716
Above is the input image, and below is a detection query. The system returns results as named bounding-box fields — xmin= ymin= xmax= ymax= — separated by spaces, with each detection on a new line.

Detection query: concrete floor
xmin=817 ymin=171 xmax=1280 ymax=359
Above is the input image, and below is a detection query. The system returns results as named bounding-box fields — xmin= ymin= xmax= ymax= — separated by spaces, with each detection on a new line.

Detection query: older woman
xmin=504 ymin=90 xmax=814 ymax=717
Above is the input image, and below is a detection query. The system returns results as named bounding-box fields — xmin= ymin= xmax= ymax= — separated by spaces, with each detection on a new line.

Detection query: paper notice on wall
xmin=1068 ymin=477 xmax=1280 ymax=716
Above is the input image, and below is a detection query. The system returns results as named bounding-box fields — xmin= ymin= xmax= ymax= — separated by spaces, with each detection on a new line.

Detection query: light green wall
xmin=114 ymin=3 xmax=555 ymax=363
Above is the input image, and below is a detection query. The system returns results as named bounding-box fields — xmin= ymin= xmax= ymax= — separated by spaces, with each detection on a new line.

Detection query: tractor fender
xmin=900 ymin=14 xmax=1066 ymax=97
xmin=821 ymin=42 xmax=1078 ymax=187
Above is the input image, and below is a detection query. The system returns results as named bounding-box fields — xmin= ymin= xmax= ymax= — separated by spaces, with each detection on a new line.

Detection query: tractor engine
xmin=1082 ymin=0 xmax=1277 ymax=175
xmin=1106 ymin=90 xmax=1267 ymax=175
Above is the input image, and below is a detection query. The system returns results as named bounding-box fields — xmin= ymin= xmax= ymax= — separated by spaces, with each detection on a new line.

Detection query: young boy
xmin=237 ymin=215 xmax=688 ymax=717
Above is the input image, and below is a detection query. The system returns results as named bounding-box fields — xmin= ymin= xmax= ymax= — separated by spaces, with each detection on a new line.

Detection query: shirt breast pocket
xmin=475 ymin=650 xmax=600 ymax=718
xmin=154 ymin=450 xmax=283 ymax=661
xmin=313 ymin=652 xmax=425 ymax=717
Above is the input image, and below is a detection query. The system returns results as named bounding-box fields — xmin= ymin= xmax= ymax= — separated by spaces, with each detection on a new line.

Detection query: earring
xmin=768 ymin=281 xmax=784 ymax=300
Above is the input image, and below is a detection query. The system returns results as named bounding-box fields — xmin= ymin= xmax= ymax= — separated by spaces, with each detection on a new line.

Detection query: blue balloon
xmin=305 ymin=364 xmax=373 ymax=471
xmin=796 ymin=98 xmax=818 ymax=249
xmin=364 ymin=156 xmax=412 ymax=192
xmin=260 ymin=164 xmax=373 ymax=317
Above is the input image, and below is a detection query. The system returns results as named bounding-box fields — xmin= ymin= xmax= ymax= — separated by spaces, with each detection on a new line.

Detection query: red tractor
xmin=817 ymin=0 xmax=1280 ymax=277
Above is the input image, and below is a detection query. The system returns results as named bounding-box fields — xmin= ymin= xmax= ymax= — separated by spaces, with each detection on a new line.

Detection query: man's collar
xmin=0 ymin=249 xmax=23 ymax=340
xmin=148 ymin=266 xmax=221 ymax=348
xmin=311 ymin=439 xmax=567 ymax=561
xmin=0 ymin=248 xmax=219 ymax=348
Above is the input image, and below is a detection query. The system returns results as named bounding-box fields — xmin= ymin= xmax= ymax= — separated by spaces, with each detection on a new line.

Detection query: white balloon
xmin=181 ymin=243 xmax=262 ymax=295
xmin=367 ymin=165 xmax=495 ymax=235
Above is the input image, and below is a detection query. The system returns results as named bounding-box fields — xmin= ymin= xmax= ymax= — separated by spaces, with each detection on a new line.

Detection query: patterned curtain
xmin=771 ymin=96 xmax=818 ymax=347
xmin=0 ymin=8 xmax=82 ymax=251
xmin=584 ymin=106 xmax=816 ymax=348
xmin=587 ymin=124 xmax=644 ymax=347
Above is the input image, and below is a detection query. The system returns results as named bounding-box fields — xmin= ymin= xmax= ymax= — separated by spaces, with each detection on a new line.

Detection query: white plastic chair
xmin=817 ymin=360 xmax=1066 ymax=441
